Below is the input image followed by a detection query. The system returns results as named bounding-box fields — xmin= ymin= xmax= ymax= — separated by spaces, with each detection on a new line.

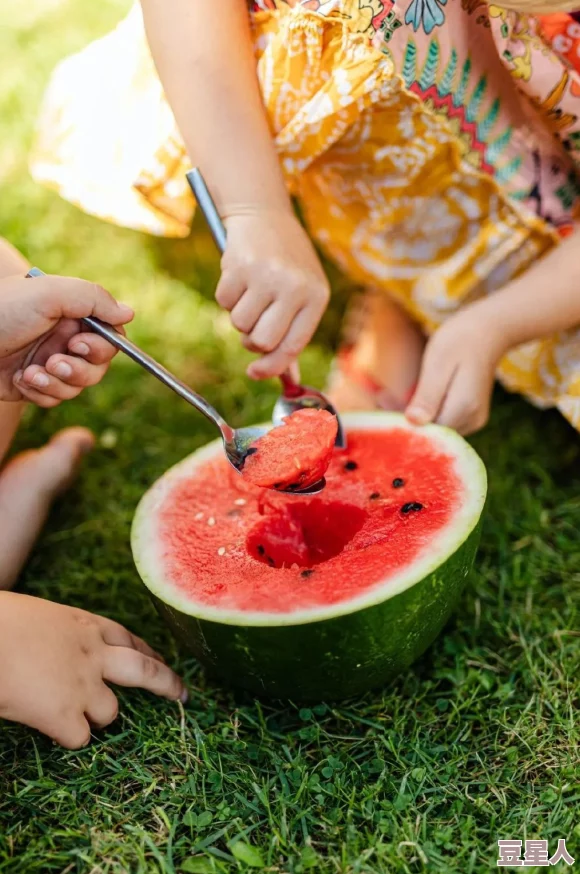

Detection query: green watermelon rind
xmin=131 ymin=413 xmax=487 ymax=628
xmin=132 ymin=412 xmax=486 ymax=700
xmin=151 ymin=519 xmax=482 ymax=700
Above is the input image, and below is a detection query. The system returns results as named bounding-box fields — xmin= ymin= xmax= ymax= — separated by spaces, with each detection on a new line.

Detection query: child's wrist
xmin=464 ymin=294 xmax=525 ymax=358
xmin=221 ymin=200 xmax=296 ymax=223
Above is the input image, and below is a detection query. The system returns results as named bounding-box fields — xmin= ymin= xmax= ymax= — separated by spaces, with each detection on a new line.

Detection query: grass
xmin=1 ymin=2 xmax=580 ymax=872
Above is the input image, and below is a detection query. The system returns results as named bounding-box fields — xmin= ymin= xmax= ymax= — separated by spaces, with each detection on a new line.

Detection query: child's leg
xmin=327 ymin=289 xmax=425 ymax=413
xmin=0 ymin=240 xmax=94 ymax=590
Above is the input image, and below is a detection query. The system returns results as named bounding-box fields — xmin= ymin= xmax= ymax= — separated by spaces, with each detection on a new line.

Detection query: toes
xmin=48 ymin=427 xmax=95 ymax=458
xmin=0 ymin=428 xmax=94 ymax=589
xmin=32 ymin=428 xmax=94 ymax=494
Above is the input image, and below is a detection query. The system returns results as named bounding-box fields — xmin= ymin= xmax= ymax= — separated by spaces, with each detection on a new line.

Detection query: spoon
xmin=185 ymin=168 xmax=346 ymax=449
xmin=25 ymin=267 xmax=325 ymax=496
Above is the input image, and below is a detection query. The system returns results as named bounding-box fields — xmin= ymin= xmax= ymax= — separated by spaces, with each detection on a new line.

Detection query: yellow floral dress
xmin=30 ymin=0 xmax=580 ymax=429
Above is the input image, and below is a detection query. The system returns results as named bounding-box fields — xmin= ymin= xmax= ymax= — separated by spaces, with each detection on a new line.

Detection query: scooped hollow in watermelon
xmin=132 ymin=413 xmax=487 ymax=701
xmin=241 ymin=408 xmax=338 ymax=490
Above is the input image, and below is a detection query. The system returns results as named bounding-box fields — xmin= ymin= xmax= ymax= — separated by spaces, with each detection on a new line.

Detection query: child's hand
xmin=0 ymin=592 xmax=186 ymax=749
xmin=405 ymin=305 xmax=507 ymax=436
xmin=217 ymin=212 xmax=330 ymax=379
xmin=0 ymin=273 xmax=134 ymax=406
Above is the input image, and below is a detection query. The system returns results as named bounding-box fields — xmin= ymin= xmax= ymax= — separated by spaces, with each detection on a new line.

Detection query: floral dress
xmin=30 ymin=0 xmax=580 ymax=429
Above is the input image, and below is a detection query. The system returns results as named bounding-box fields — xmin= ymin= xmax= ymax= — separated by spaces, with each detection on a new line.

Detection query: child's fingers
xmin=97 ymin=615 xmax=165 ymax=663
xmin=85 ymin=686 xmax=119 ymax=730
xmin=33 ymin=275 xmax=134 ymax=327
xmin=436 ymin=368 xmax=490 ymax=435
xmin=248 ymin=301 xmax=298 ymax=353
xmin=68 ymin=333 xmax=118 ymax=366
xmin=405 ymin=345 xmax=455 ymax=426
xmin=241 ymin=334 xmax=261 ymax=353
xmin=102 ymin=648 xmax=186 ymax=702
xmin=45 ymin=354 xmax=108 ymax=389
xmin=247 ymin=306 xmax=318 ymax=379
xmin=433 ymin=375 xmax=467 ymax=433
xmin=288 ymin=361 xmax=301 ymax=384
xmin=230 ymin=288 xmax=275 ymax=334
xmin=13 ymin=379 xmax=66 ymax=409
xmin=44 ymin=711 xmax=91 ymax=750
xmin=215 ymin=270 xmax=246 ymax=311
xmin=17 ymin=365 xmax=83 ymax=402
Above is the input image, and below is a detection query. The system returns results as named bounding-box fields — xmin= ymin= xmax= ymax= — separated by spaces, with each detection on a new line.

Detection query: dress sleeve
xmin=490 ymin=7 xmax=580 ymax=169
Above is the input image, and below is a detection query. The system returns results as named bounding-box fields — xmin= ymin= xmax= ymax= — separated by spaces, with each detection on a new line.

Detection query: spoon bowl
xmin=274 ymin=371 xmax=347 ymax=449
xmin=223 ymin=422 xmax=326 ymax=495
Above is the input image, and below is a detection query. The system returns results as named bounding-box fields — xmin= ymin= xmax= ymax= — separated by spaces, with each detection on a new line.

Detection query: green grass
xmin=1 ymin=2 xmax=580 ymax=872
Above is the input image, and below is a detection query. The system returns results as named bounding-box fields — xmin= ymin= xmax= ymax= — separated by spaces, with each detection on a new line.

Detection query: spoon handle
xmin=25 ymin=268 xmax=232 ymax=436
xmin=186 ymin=169 xmax=227 ymax=254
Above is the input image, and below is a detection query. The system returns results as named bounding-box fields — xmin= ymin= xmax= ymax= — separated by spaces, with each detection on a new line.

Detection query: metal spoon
xmin=185 ymin=168 xmax=346 ymax=449
xmin=25 ymin=267 xmax=325 ymax=495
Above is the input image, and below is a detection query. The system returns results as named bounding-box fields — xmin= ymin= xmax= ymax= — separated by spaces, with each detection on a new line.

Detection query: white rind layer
xmin=131 ymin=413 xmax=487 ymax=627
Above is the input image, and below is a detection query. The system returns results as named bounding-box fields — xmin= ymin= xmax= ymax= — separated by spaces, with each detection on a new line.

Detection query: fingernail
xmin=180 ymin=687 xmax=189 ymax=704
xmin=31 ymin=373 xmax=50 ymax=388
xmin=13 ymin=370 xmax=22 ymax=384
xmin=71 ymin=342 xmax=90 ymax=356
xmin=53 ymin=362 xmax=72 ymax=379
xmin=406 ymin=406 xmax=430 ymax=425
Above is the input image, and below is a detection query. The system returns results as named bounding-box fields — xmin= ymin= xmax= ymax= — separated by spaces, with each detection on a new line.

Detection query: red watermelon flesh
xmin=241 ymin=408 xmax=338 ymax=490
xmin=153 ymin=426 xmax=464 ymax=616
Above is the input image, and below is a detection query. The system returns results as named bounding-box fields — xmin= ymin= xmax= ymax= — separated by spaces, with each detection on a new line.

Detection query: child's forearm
xmin=477 ymin=230 xmax=580 ymax=351
xmin=140 ymin=0 xmax=292 ymax=219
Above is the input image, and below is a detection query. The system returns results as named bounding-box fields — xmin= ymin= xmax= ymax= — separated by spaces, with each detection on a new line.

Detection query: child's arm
xmin=140 ymin=0 xmax=330 ymax=379
xmin=0 ymin=271 xmax=133 ymax=407
xmin=0 ymin=592 xmax=186 ymax=748
xmin=406 ymin=230 xmax=580 ymax=434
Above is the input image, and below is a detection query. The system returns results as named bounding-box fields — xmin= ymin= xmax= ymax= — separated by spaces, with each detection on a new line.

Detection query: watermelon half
xmin=131 ymin=413 xmax=487 ymax=701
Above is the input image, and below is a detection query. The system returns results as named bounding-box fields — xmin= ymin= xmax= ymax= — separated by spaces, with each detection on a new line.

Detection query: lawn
xmin=1 ymin=2 xmax=580 ymax=872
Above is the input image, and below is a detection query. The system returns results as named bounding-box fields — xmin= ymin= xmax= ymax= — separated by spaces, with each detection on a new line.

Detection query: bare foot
xmin=327 ymin=291 xmax=426 ymax=413
xmin=0 ymin=427 xmax=94 ymax=591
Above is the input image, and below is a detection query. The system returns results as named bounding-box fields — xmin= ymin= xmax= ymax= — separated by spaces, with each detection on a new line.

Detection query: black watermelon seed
xmin=401 ymin=502 xmax=424 ymax=514
xmin=344 ymin=461 xmax=358 ymax=471
xmin=267 ymin=556 xmax=276 ymax=567
xmin=301 ymin=569 xmax=315 ymax=578
xmin=257 ymin=545 xmax=265 ymax=556
xmin=273 ymin=482 xmax=283 ymax=490
xmin=369 ymin=492 xmax=381 ymax=500
xmin=392 ymin=478 xmax=405 ymax=488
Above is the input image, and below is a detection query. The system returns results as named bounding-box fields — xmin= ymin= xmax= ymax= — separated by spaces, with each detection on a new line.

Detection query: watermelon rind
xmin=131 ymin=413 xmax=486 ymax=700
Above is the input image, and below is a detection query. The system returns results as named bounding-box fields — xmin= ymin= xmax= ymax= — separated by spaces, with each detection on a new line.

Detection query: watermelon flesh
xmin=241 ymin=408 xmax=338 ymax=490
xmin=132 ymin=413 xmax=487 ymax=700
xmin=142 ymin=427 xmax=464 ymax=614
